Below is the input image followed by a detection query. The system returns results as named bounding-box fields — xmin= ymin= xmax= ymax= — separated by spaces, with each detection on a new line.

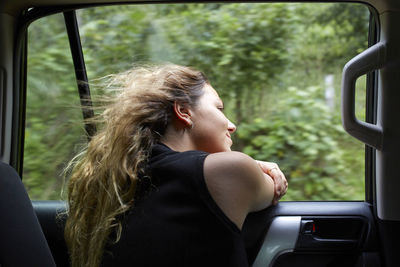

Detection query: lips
xmin=226 ymin=134 xmax=233 ymax=146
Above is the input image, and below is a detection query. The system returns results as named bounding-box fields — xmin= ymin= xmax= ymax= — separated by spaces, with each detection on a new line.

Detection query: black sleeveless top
xmin=101 ymin=143 xmax=249 ymax=267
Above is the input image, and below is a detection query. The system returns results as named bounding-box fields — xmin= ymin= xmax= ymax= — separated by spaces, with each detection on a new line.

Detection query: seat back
xmin=0 ymin=162 xmax=56 ymax=267
xmin=33 ymin=201 xmax=70 ymax=267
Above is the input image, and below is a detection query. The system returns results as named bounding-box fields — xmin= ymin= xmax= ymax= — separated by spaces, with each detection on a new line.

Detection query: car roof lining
xmin=2 ymin=0 xmax=399 ymax=17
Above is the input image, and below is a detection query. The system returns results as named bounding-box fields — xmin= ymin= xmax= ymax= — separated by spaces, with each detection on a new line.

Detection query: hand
xmin=256 ymin=161 xmax=288 ymax=205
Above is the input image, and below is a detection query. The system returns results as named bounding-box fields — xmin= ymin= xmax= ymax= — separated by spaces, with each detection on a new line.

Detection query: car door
xmin=1 ymin=1 xmax=399 ymax=267
xmin=243 ymin=1 xmax=400 ymax=265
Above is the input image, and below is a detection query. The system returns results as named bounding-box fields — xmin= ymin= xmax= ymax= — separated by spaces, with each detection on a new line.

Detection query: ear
xmin=173 ymin=101 xmax=192 ymax=127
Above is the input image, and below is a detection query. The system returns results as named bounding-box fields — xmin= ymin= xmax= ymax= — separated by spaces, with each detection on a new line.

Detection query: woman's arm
xmin=255 ymin=160 xmax=288 ymax=205
xmin=203 ymin=151 xmax=287 ymax=229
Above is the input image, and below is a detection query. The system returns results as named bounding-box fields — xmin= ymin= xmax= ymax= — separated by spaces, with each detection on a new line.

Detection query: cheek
xmin=194 ymin=109 xmax=228 ymax=136
xmin=208 ymin=114 xmax=227 ymax=132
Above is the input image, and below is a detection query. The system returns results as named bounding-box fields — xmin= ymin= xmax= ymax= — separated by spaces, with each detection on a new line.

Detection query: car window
xmin=24 ymin=13 xmax=87 ymax=200
xmin=23 ymin=3 xmax=371 ymax=200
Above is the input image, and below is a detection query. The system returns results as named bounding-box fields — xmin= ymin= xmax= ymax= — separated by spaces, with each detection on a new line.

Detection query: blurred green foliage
xmin=24 ymin=15 xmax=87 ymax=199
xmin=24 ymin=3 xmax=369 ymax=200
xmin=238 ymin=86 xmax=364 ymax=200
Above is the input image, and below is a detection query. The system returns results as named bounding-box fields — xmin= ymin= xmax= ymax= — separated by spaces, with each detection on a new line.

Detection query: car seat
xmin=0 ymin=161 xmax=56 ymax=267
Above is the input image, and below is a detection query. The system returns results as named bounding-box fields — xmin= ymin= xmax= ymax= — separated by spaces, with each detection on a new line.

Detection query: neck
xmin=160 ymin=124 xmax=195 ymax=152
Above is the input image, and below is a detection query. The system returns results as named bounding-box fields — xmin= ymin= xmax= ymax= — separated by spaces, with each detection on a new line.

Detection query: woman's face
xmin=190 ymin=84 xmax=236 ymax=153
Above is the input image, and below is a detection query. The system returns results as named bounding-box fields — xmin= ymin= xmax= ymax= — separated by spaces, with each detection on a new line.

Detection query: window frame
xmin=365 ymin=6 xmax=380 ymax=205
xmin=17 ymin=2 xmax=377 ymax=203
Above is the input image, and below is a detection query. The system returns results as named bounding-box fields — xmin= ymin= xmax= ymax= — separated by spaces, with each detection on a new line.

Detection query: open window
xmin=23 ymin=3 xmax=374 ymax=201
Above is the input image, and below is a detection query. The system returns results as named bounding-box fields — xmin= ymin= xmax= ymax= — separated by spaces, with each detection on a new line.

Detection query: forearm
xmin=255 ymin=160 xmax=288 ymax=205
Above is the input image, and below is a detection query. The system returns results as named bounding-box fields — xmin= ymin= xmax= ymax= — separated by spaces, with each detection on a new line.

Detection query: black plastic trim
xmin=64 ymin=10 xmax=96 ymax=140
xmin=271 ymin=251 xmax=367 ymax=267
xmin=0 ymin=68 xmax=5 ymax=158
xmin=11 ymin=11 xmax=29 ymax=176
xmin=377 ymin=218 xmax=400 ymax=267
xmin=365 ymin=5 xmax=379 ymax=207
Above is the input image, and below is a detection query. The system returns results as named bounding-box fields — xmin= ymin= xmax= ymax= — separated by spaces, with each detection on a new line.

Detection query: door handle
xmin=296 ymin=218 xmax=365 ymax=251
xmin=341 ymin=42 xmax=386 ymax=150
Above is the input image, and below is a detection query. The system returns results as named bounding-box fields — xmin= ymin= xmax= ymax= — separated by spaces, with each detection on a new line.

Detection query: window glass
xmin=24 ymin=13 xmax=86 ymax=200
xmin=24 ymin=3 xmax=370 ymax=200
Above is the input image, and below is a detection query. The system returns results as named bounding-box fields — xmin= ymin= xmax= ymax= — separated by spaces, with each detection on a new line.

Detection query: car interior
xmin=1 ymin=0 xmax=400 ymax=266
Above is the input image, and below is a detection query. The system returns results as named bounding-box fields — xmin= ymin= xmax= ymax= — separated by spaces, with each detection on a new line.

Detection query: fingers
xmin=267 ymin=163 xmax=288 ymax=205
xmin=256 ymin=161 xmax=288 ymax=205
xmin=271 ymin=168 xmax=288 ymax=200
xmin=270 ymin=168 xmax=287 ymax=191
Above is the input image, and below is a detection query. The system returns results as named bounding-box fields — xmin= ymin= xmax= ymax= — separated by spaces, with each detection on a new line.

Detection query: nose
xmin=228 ymin=119 xmax=236 ymax=133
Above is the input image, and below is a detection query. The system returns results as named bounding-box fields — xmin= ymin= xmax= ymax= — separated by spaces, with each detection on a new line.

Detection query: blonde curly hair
xmin=64 ymin=64 xmax=208 ymax=267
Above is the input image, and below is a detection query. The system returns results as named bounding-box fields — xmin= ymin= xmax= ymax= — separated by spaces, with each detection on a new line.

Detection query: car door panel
xmin=243 ymin=202 xmax=381 ymax=266
xmin=33 ymin=200 xmax=381 ymax=267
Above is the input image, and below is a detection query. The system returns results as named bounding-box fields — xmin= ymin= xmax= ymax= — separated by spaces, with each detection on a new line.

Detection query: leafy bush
xmin=237 ymin=86 xmax=364 ymax=200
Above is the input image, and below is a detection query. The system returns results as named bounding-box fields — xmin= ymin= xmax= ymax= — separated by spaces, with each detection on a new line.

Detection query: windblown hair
xmin=64 ymin=64 xmax=208 ymax=267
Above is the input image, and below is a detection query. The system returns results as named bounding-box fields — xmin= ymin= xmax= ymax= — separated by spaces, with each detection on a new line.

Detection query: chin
xmin=206 ymin=147 xmax=229 ymax=153
xmin=219 ymin=146 xmax=231 ymax=153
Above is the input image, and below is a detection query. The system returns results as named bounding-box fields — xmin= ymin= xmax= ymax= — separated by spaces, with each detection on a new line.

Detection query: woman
xmin=65 ymin=64 xmax=287 ymax=267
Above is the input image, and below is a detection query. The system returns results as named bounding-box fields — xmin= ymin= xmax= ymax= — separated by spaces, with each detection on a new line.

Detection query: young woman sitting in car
xmin=65 ymin=64 xmax=288 ymax=267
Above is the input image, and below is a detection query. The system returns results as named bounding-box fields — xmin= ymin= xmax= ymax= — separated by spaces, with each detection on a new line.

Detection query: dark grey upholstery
xmin=0 ymin=161 xmax=56 ymax=267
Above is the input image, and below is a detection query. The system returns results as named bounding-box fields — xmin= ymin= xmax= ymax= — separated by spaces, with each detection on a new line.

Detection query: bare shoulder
xmin=203 ymin=151 xmax=264 ymax=199
xmin=203 ymin=151 xmax=274 ymax=228
xmin=204 ymin=151 xmax=258 ymax=175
